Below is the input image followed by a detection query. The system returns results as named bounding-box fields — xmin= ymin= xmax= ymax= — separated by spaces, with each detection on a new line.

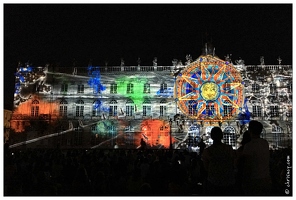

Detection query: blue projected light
xmin=238 ymin=98 xmax=251 ymax=125
xmin=156 ymin=87 xmax=174 ymax=97
xmin=87 ymin=66 xmax=106 ymax=94
xmin=93 ymin=99 xmax=110 ymax=112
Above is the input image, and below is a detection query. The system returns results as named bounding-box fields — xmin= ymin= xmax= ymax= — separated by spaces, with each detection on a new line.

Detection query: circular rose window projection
xmin=174 ymin=55 xmax=244 ymax=121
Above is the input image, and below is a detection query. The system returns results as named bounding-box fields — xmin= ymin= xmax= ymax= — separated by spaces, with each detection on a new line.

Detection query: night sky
xmin=3 ymin=4 xmax=292 ymax=110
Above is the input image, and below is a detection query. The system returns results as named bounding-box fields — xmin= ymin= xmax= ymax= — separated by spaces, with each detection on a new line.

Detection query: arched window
xmin=109 ymin=99 xmax=117 ymax=116
xmin=75 ymin=100 xmax=84 ymax=117
xmin=223 ymin=126 xmax=236 ymax=148
xmin=126 ymin=99 xmax=134 ymax=116
xmin=223 ymin=100 xmax=233 ymax=117
xmin=204 ymin=126 xmax=214 ymax=146
xmin=143 ymin=99 xmax=151 ymax=117
xmin=93 ymin=100 xmax=101 ymax=116
xmin=59 ymin=99 xmax=68 ymax=117
xmin=31 ymin=100 xmax=39 ymax=117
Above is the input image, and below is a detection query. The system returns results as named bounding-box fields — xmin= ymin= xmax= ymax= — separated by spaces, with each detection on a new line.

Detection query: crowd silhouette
xmin=4 ymin=121 xmax=292 ymax=196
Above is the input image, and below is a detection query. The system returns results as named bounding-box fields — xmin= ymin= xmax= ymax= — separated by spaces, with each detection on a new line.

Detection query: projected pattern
xmin=174 ymin=55 xmax=244 ymax=121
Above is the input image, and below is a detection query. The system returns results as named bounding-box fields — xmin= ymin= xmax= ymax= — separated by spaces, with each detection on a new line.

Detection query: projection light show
xmin=9 ymin=51 xmax=292 ymax=150
xmin=174 ymin=55 xmax=244 ymax=121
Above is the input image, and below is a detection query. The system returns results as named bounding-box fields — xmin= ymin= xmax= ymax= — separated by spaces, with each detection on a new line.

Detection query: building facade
xmin=9 ymin=49 xmax=292 ymax=150
xmin=4 ymin=109 xmax=12 ymax=142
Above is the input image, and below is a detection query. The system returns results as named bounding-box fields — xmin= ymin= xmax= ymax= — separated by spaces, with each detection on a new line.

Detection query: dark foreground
xmin=4 ymin=147 xmax=292 ymax=196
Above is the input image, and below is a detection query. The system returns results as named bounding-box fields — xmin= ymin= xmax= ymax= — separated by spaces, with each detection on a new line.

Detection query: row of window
xmin=251 ymin=83 xmax=292 ymax=93
xmin=252 ymin=105 xmax=292 ymax=117
xmin=29 ymin=99 xmax=167 ymax=117
xmin=60 ymin=82 xmax=293 ymax=95
xmin=29 ymin=99 xmax=292 ymax=118
xmin=61 ymin=83 xmax=168 ymax=94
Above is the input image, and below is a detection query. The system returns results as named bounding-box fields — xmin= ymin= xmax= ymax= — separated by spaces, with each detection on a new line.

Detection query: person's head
xmin=241 ymin=130 xmax=251 ymax=146
xmin=210 ymin=127 xmax=223 ymax=143
xmin=248 ymin=120 xmax=263 ymax=137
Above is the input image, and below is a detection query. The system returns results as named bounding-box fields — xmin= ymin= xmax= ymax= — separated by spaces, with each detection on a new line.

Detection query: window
xmin=160 ymin=83 xmax=167 ymax=93
xmin=272 ymin=125 xmax=282 ymax=148
xmin=61 ymin=83 xmax=68 ymax=92
xmin=160 ymin=99 xmax=167 ymax=117
xmin=206 ymin=104 xmax=215 ymax=116
xmin=223 ymin=105 xmax=232 ymax=116
xmin=59 ymin=99 xmax=68 ymax=117
xmin=252 ymin=105 xmax=262 ymax=117
xmin=143 ymin=99 xmax=151 ymax=117
xmin=159 ymin=125 xmax=169 ymax=136
xmin=31 ymin=100 xmax=39 ymax=117
xmin=109 ymin=99 xmax=118 ymax=117
xmin=270 ymin=83 xmax=277 ymax=93
xmin=77 ymin=84 xmax=84 ymax=93
xmin=75 ymin=100 xmax=84 ymax=117
xmin=93 ymin=85 xmax=100 ymax=94
xmin=110 ymin=83 xmax=117 ymax=94
xmin=144 ymin=83 xmax=150 ymax=93
xmin=91 ymin=125 xmax=97 ymax=132
xmin=126 ymin=99 xmax=134 ymax=117
xmin=270 ymin=106 xmax=279 ymax=117
xmin=127 ymin=83 xmax=134 ymax=94
xmin=223 ymin=82 xmax=231 ymax=93
xmin=251 ymin=83 xmax=260 ymax=92
xmin=223 ymin=126 xmax=236 ymax=148
xmin=92 ymin=100 xmax=101 ymax=116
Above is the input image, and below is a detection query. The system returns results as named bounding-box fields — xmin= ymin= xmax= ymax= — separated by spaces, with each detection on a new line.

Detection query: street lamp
xmin=169 ymin=118 xmax=173 ymax=150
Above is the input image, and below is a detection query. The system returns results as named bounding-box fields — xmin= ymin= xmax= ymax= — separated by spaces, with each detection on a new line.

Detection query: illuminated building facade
xmin=9 ymin=47 xmax=292 ymax=150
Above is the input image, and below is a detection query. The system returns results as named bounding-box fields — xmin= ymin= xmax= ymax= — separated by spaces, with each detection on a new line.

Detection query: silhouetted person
xmin=198 ymin=137 xmax=206 ymax=156
xmin=242 ymin=120 xmax=271 ymax=195
xmin=235 ymin=130 xmax=251 ymax=195
xmin=202 ymin=127 xmax=235 ymax=195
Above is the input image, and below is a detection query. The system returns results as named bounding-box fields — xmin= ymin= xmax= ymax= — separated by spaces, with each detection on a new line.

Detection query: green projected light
xmin=115 ymin=77 xmax=149 ymax=108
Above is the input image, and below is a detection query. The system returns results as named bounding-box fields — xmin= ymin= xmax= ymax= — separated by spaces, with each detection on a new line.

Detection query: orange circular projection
xmin=174 ymin=55 xmax=244 ymax=121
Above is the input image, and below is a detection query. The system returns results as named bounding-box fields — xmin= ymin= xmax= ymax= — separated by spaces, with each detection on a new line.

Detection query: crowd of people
xmin=4 ymin=120 xmax=292 ymax=196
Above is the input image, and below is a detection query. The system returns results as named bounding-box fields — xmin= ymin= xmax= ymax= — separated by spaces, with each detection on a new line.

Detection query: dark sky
xmin=3 ymin=4 xmax=293 ymax=110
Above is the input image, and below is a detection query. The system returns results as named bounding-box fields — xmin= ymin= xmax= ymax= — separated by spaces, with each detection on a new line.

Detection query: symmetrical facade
xmin=9 ymin=48 xmax=292 ymax=150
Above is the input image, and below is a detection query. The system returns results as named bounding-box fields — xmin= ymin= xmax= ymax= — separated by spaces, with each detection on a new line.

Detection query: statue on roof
xmin=277 ymin=56 xmax=282 ymax=65
xmin=185 ymin=54 xmax=193 ymax=65
xmin=260 ymin=56 xmax=265 ymax=65
xmin=153 ymin=57 xmax=157 ymax=66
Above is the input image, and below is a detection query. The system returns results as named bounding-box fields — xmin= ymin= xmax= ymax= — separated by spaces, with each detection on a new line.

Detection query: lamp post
xmin=169 ymin=118 xmax=173 ymax=150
